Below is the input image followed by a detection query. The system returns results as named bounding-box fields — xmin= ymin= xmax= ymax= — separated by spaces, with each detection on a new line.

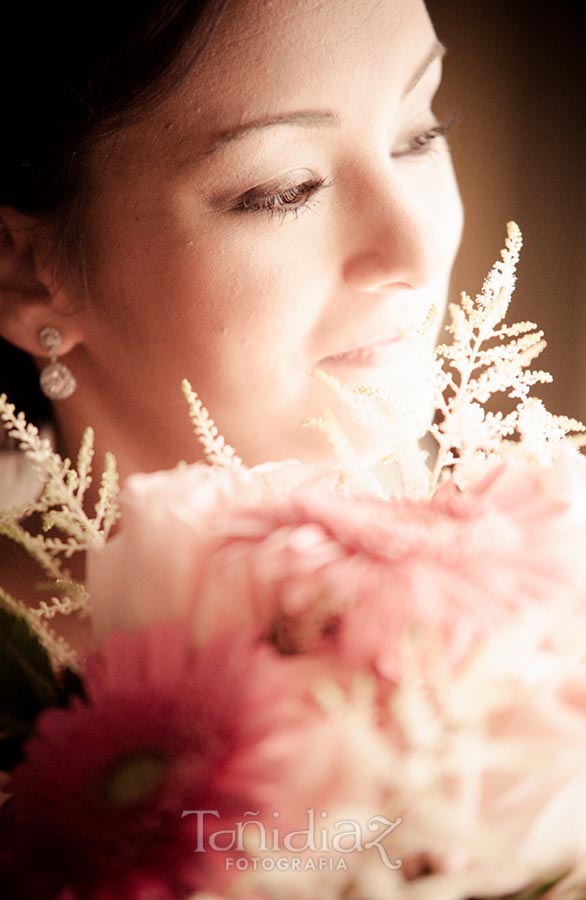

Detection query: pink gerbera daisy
xmin=185 ymin=450 xmax=586 ymax=681
xmin=0 ymin=624 xmax=319 ymax=899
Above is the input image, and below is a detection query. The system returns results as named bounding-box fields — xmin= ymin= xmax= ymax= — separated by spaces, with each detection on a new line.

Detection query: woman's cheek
xmin=435 ymin=157 xmax=464 ymax=263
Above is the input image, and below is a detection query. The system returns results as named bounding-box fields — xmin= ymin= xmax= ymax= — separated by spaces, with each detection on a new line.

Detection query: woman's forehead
xmin=194 ymin=0 xmax=435 ymax=84
xmin=160 ymin=0 xmax=435 ymax=130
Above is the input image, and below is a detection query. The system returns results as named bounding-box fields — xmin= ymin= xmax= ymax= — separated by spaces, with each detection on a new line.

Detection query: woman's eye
xmin=232 ymin=176 xmax=333 ymax=221
xmin=393 ymin=114 xmax=460 ymax=159
xmin=229 ymin=114 xmax=459 ymax=223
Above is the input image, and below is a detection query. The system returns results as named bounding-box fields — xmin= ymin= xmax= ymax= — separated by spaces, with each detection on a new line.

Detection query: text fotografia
xmin=225 ymin=855 xmax=349 ymax=873
xmin=181 ymin=808 xmax=403 ymax=870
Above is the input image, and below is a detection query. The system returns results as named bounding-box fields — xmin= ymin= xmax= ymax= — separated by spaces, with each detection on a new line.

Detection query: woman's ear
xmin=0 ymin=208 xmax=83 ymax=358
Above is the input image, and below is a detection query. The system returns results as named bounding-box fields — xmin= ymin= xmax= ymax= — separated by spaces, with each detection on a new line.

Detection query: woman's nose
xmin=341 ymin=172 xmax=437 ymax=294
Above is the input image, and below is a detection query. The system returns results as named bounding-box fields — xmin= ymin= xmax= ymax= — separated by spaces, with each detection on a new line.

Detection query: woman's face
xmin=60 ymin=0 xmax=463 ymax=477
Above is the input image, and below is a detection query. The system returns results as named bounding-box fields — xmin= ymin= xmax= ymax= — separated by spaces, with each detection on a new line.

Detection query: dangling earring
xmin=38 ymin=326 xmax=77 ymax=400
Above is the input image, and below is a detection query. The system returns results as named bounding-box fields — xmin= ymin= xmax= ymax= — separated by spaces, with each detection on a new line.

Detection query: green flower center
xmin=101 ymin=752 xmax=168 ymax=808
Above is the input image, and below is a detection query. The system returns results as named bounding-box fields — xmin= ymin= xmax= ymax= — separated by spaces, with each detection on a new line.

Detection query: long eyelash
xmin=234 ymin=176 xmax=333 ymax=222
xmin=397 ymin=112 xmax=462 ymax=158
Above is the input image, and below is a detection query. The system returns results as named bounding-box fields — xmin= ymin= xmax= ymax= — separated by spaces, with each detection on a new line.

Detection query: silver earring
xmin=38 ymin=326 xmax=77 ymax=400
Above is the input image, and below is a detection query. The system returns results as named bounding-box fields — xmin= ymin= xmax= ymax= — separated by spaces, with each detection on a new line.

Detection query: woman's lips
xmin=319 ymin=331 xmax=407 ymax=367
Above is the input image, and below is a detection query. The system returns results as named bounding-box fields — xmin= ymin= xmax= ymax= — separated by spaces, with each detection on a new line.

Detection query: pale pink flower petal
xmin=88 ymin=460 xmax=380 ymax=644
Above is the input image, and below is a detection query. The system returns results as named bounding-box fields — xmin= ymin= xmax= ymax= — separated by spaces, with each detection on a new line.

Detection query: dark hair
xmin=0 ymin=0 xmax=225 ymax=430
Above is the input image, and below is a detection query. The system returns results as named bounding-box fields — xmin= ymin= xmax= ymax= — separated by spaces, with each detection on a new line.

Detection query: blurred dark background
xmin=426 ymin=0 xmax=586 ymax=420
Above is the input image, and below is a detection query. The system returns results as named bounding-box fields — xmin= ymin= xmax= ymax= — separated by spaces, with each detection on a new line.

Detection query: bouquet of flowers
xmin=2 ymin=223 xmax=586 ymax=900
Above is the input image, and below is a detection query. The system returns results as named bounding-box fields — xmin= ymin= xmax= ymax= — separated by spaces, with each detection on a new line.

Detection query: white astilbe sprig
xmin=301 ymin=409 xmax=357 ymax=470
xmin=0 ymin=393 xmax=120 ymax=668
xmin=0 ymin=583 xmax=80 ymax=671
xmin=31 ymin=581 xmax=91 ymax=622
xmin=429 ymin=222 xmax=586 ymax=491
xmin=0 ymin=396 xmax=119 ymax=554
xmin=303 ymin=336 xmax=434 ymax=499
xmin=291 ymin=222 xmax=586 ymax=499
xmin=307 ymin=369 xmax=395 ymax=435
xmin=301 ymin=369 xmax=393 ymax=475
xmin=182 ymin=379 xmax=242 ymax=468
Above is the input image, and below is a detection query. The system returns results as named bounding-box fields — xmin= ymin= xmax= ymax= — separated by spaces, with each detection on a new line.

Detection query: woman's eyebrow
xmin=193 ymin=40 xmax=446 ymax=162
xmin=402 ymin=40 xmax=446 ymax=98
xmin=200 ymin=110 xmax=342 ymax=158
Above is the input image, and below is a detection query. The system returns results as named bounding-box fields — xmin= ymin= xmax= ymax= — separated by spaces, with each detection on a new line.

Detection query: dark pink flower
xmin=0 ymin=621 xmax=388 ymax=900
